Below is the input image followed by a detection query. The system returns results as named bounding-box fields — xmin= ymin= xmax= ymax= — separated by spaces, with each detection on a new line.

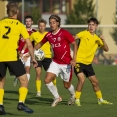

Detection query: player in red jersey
xmin=35 ymin=14 xmax=77 ymax=107
xmin=13 ymin=16 xmax=36 ymax=86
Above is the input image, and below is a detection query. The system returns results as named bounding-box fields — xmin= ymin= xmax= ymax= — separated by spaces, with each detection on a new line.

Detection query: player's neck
xmin=9 ymin=14 xmax=17 ymax=19
xmin=52 ymin=28 xmax=60 ymax=34
xmin=27 ymin=27 xmax=32 ymax=31
xmin=39 ymin=30 xmax=45 ymax=34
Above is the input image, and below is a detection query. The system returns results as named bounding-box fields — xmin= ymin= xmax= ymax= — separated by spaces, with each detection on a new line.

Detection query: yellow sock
xmin=36 ymin=80 xmax=41 ymax=92
xmin=52 ymin=78 xmax=56 ymax=86
xmin=0 ymin=89 xmax=4 ymax=105
xmin=75 ymin=91 xmax=81 ymax=99
xmin=19 ymin=87 xmax=28 ymax=103
xmin=95 ymin=90 xmax=102 ymax=99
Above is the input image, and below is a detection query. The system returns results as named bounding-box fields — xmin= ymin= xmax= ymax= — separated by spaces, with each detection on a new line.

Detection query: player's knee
xmin=92 ymin=81 xmax=99 ymax=87
xmin=18 ymin=74 xmax=28 ymax=87
xmin=79 ymin=79 xmax=85 ymax=85
xmin=36 ymin=72 xmax=41 ymax=78
xmin=64 ymin=82 xmax=70 ymax=89
xmin=44 ymin=78 xmax=51 ymax=84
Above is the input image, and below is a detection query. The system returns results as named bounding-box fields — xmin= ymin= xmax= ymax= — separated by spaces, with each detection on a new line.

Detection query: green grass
xmin=3 ymin=65 xmax=117 ymax=117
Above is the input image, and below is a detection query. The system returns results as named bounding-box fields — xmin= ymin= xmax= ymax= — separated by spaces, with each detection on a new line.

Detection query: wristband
xmin=21 ymin=50 xmax=24 ymax=54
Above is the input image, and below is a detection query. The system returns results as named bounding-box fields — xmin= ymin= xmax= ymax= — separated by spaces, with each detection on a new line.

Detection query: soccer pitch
xmin=4 ymin=65 xmax=117 ymax=117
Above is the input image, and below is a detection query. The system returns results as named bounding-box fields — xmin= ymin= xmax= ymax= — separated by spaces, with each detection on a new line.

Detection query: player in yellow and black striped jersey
xmin=30 ymin=18 xmax=56 ymax=97
xmin=0 ymin=2 xmax=37 ymax=115
xmin=74 ymin=17 xmax=113 ymax=106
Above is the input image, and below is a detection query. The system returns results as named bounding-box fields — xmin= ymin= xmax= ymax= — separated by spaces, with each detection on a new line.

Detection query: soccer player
xmin=13 ymin=15 xmax=36 ymax=86
xmin=74 ymin=17 xmax=113 ymax=106
xmin=34 ymin=14 xmax=77 ymax=107
xmin=30 ymin=18 xmax=56 ymax=97
xmin=0 ymin=2 xmax=37 ymax=115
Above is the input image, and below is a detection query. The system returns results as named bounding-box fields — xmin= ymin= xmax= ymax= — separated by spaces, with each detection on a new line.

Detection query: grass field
xmin=3 ymin=65 xmax=117 ymax=117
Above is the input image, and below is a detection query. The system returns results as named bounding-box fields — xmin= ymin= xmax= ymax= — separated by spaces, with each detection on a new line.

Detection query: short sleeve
xmin=64 ymin=30 xmax=75 ymax=43
xmin=29 ymin=33 xmax=34 ymax=41
xmin=20 ymin=24 xmax=29 ymax=39
xmin=76 ymin=31 xmax=85 ymax=39
xmin=41 ymin=33 xmax=48 ymax=44
xmin=97 ymin=37 xmax=104 ymax=47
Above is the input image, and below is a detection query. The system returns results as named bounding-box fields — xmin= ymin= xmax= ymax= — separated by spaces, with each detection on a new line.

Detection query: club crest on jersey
xmin=57 ymin=37 xmax=61 ymax=41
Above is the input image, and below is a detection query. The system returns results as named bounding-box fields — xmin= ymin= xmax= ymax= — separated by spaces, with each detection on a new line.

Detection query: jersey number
xmin=2 ymin=26 xmax=11 ymax=39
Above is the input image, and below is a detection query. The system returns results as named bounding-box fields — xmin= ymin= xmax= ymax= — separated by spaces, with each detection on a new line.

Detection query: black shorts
xmin=36 ymin=58 xmax=52 ymax=71
xmin=0 ymin=60 xmax=26 ymax=78
xmin=74 ymin=63 xmax=95 ymax=77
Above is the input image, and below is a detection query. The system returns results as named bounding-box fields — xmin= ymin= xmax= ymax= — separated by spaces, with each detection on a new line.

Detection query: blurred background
xmin=0 ymin=0 xmax=117 ymax=65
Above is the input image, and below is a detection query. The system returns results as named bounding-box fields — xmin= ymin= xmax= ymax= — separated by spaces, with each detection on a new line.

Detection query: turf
xmin=3 ymin=65 xmax=117 ymax=117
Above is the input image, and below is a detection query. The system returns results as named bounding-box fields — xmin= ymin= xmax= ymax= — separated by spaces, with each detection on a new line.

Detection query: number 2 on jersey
xmin=2 ymin=26 xmax=11 ymax=39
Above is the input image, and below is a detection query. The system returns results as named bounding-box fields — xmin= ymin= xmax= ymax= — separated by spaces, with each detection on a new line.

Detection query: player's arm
xmin=19 ymin=43 xmax=28 ymax=58
xmin=25 ymin=38 xmax=38 ymax=67
xmin=74 ymin=35 xmax=79 ymax=40
xmin=34 ymin=42 xmax=43 ymax=50
xmin=34 ymin=35 xmax=48 ymax=50
xmin=100 ymin=35 xmax=109 ymax=52
xmin=70 ymin=41 xmax=77 ymax=67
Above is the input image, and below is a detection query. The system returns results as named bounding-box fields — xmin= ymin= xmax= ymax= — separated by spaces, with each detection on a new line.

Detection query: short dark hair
xmin=25 ymin=15 xmax=33 ymax=21
xmin=87 ymin=18 xmax=99 ymax=25
xmin=37 ymin=18 xmax=47 ymax=25
xmin=49 ymin=14 xmax=61 ymax=27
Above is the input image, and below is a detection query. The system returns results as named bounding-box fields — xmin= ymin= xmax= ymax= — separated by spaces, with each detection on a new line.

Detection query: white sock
xmin=68 ymin=84 xmax=75 ymax=97
xmin=46 ymin=82 xmax=59 ymax=99
xmin=26 ymin=74 xmax=30 ymax=81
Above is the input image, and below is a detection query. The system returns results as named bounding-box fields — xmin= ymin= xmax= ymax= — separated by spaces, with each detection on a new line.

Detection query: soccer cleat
xmin=0 ymin=105 xmax=6 ymax=115
xmin=17 ymin=103 xmax=34 ymax=114
xmin=13 ymin=77 xmax=18 ymax=87
xmin=75 ymin=99 xmax=81 ymax=106
xmin=51 ymin=97 xmax=62 ymax=107
xmin=36 ymin=92 xmax=41 ymax=97
xmin=98 ymin=100 xmax=113 ymax=105
xmin=68 ymin=97 xmax=75 ymax=105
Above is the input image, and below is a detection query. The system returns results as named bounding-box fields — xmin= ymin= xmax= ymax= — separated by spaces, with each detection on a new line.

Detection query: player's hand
xmin=31 ymin=58 xmax=38 ymax=68
xmin=100 ymin=35 xmax=105 ymax=43
xmin=19 ymin=53 xmax=23 ymax=58
xmin=70 ymin=59 xmax=76 ymax=67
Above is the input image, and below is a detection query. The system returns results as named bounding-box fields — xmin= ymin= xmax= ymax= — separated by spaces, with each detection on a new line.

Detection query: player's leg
xmin=0 ymin=62 xmax=7 ymax=115
xmin=74 ymin=63 xmax=86 ymax=106
xmin=7 ymin=60 xmax=34 ymax=114
xmin=45 ymin=61 xmax=61 ymax=107
xmin=13 ymin=55 xmax=31 ymax=87
xmin=43 ymin=58 xmax=57 ymax=86
xmin=87 ymin=64 xmax=113 ymax=105
xmin=60 ymin=64 xmax=75 ymax=105
xmin=89 ymin=75 xmax=113 ymax=105
xmin=35 ymin=61 xmax=42 ymax=97
xmin=25 ymin=56 xmax=31 ymax=81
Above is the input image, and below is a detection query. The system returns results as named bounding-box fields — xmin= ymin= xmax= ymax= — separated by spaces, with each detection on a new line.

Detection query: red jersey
xmin=18 ymin=28 xmax=36 ymax=54
xmin=41 ymin=28 xmax=75 ymax=64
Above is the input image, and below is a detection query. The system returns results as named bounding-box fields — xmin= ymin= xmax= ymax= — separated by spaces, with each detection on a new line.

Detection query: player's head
xmin=49 ymin=14 xmax=61 ymax=31
xmin=25 ymin=16 xmax=33 ymax=29
xmin=37 ymin=19 xmax=47 ymax=33
xmin=87 ymin=18 xmax=99 ymax=34
xmin=6 ymin=2 xmax=19 ymax=17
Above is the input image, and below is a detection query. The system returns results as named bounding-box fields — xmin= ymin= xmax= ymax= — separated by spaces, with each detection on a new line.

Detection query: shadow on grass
xmin=4 ymin=90 xmax=69 ymax=106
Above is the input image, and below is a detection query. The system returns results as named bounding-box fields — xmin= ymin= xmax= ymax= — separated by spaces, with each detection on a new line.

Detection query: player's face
xmin=88 ymin=21 xmax=98 ymax=34
xmin=25 ymin=18 xmax=33 ymax=28
xmin=49 ymin=19 xmax=59 ymax=32
xmin=38 ymin=22 xmax=46 ymax=33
